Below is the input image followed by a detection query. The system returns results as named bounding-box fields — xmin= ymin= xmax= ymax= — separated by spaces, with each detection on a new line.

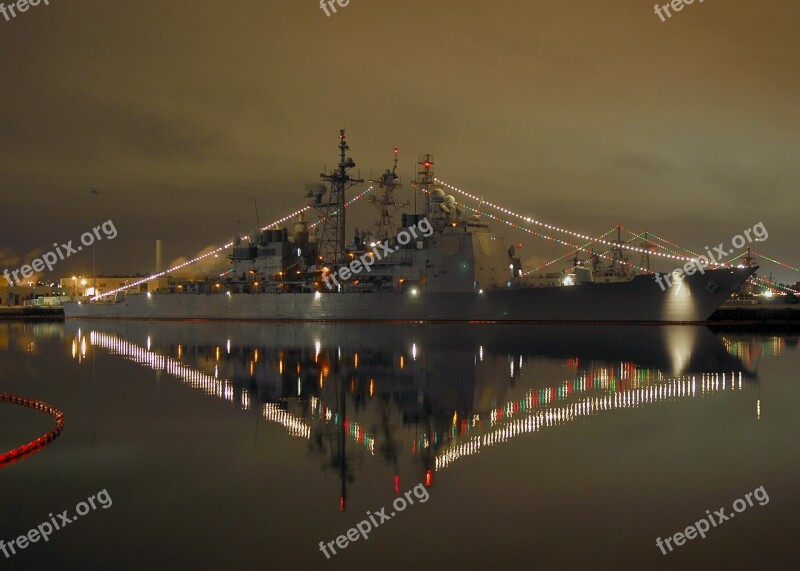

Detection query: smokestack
xmin=155 ymin=240 xmax=163 ymax=274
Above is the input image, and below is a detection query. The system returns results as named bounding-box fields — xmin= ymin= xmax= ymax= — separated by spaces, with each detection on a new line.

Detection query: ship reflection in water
xmin=66 ymin=322 xmax=763 ymax=511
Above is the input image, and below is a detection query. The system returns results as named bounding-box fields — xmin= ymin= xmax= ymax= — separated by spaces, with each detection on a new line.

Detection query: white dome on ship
xmin=444 ymin=195 xmax=456 ymax=208
xmin=430 ymin=188 xmax=446 ymax=201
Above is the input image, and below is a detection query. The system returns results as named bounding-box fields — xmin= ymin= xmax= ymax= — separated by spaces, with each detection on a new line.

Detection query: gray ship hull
xmin=63 ymin=267 xmax=755 ymax=323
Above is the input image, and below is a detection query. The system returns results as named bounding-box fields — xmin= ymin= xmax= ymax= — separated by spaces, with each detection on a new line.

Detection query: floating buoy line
xmin=0 ymin=393 xmax=64 ymax=469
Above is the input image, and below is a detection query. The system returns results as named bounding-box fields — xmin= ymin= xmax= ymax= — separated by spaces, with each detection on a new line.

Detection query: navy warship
xmin=64 ymin=131 xmax=755 ymax=322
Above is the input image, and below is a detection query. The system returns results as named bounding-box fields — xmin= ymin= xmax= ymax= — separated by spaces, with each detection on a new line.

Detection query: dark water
xmin=0 ymin=321 xmax=798 ymax=570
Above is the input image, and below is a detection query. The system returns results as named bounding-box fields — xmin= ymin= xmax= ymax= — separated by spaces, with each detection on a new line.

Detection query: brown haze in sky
xmin=1 ymin=0 xmax=798 ymax=281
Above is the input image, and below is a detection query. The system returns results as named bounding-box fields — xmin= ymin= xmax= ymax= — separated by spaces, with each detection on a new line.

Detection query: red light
xmin=340 ymin=496 xmax=346 ymax=512
xmin=425 ymin=469 xmax=433 ymax=487
xmin=517 ymin=242 xmax=523 ymax=248
xmin=394 ymin=475 xmax=400 ymax=494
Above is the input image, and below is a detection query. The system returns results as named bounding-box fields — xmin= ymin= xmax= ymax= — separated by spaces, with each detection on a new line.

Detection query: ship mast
xmin=417 ymin=154 xmax=434 ymax=216
xmin=611 ymin=224 xmax=623 ymax=274
xmin=640 ymin=229 xmax=652 ymax=274
xmin=368 ymin=148 xmax=409 ymax=240
xmin=315 ymin=130 xmax=364 ymax=265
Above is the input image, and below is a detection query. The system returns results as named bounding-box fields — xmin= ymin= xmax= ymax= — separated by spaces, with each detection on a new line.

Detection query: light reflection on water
xmin=0 ymin=321 xmax=797 ymax=570
xmin=65 ymin=323 xmax=762 ymax=506
xmin=83 ymin=327 xmax=749 ymax=477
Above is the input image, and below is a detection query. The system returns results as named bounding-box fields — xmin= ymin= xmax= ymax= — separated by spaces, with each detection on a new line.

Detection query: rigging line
xmin=531 ymin=228 xmax=616 ymax=273
xmin=96 ymin=186 xmax=376 ymax=299
xmin=758 ymin=254 xmax=800 ymax=273
xmin=437 ymin=179 xmax=688 ymax=263
xmin=458 ymin=203 xmax=647 ymax=273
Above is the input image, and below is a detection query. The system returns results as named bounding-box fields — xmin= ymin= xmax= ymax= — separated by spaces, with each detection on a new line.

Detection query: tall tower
xmin=368 ymin=148 xmax=409 ymax=240
xmin=314 ymin=130 xmax=364 ymax=265
xmin=417 ymin=154 xmax=434 ymax=216
xmin=155 ymin=240 xmax=164 ymax=274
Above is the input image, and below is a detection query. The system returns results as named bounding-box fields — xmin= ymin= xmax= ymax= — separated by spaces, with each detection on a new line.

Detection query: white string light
xmin=91 ymin=186 xmax=375 ymax=301
xmin=436 ymin=178 xmax=691 ymax=263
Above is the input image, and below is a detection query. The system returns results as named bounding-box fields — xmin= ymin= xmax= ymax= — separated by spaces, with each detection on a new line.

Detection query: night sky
xmin=1 ymin=0 xmax=798 ymax=282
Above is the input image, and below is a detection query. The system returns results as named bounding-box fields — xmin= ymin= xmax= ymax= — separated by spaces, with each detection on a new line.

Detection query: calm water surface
xmin=1 ymin=321 xmax=798 ymax=570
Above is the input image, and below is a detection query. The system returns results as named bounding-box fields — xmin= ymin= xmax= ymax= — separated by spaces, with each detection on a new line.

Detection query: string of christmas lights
xmin=93 ymin=186 xmax=375 ymax=300
xmin=637 ymin=228 xmax=701 ymax=259
xmin=308 ymin=186 xmax=373 ymax=229
xmin=436 ymin=179 xmax=692 ymax=263
xmin=93 ymin=205 xmax=313 ymax=300
xmin=626 ymin=237 xmax=800 ymax=294
xmin=531 ymin=228 xmax=616 ymax=273
xmin=438 ymin=181 xmax=794 ymax=295
xmin=758 ymin=253 xmax=800 ymax=274
xmin=536 ymin=227 xmax=651 ymax=275
xmin=619 ymin=227 xmax=748 ymax=272
xmin=750 ymin=274 xmax=799 ymax=295
xmin=619 ymin=225 xmax=752 ymax=270
xmin=620 ymin=227 xmax=690 ymax=259
xmin=436 ymin=187 xmax=648 ymax=273
xmin=456 ymin=202 xmax=648 ymax=273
